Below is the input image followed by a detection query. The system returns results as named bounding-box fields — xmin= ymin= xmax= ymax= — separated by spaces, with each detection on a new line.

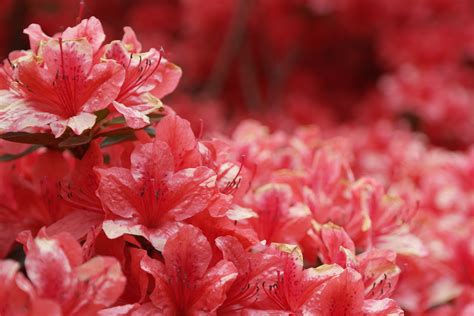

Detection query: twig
xmin=202 ymin=0 xmax=253 ymax=98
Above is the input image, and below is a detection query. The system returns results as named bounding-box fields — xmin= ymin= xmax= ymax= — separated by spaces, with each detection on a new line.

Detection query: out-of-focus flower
xmin=0 ymin=230 xmax=125 ymax=315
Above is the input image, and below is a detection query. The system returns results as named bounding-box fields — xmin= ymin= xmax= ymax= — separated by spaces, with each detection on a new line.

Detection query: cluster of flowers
xmin=2 ymin=0 xmax=474 ymax=147
xmin=341 ymin=122 xmax=474 ymax=315
xmin=0 ymin=12 xmax=473 ymax=316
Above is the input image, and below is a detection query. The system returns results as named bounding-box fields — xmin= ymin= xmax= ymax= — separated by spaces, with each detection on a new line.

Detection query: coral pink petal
xmin=154 ymin=114 xmax=197 ymax=168
xmin=96 ymin=167 xmax=141 ymax=219
xmin=362 ymin=298 xmax=404 ymax=316
xmin=318 ymin=268 xmax=365 ymax=316
xmin=74 ymin=256 xmax=126 ymax=307
xmin=62 ymin=16 xmax=106 ymax=53
xmin=67 ymin=112 xmax=97 ymax=135
xmin=0 ymin=91 xmax=58 ymax=134
xmin=190 ymin=260 xmax=238 ymax=313
xmin=98 ymin=304 xmax=140 ymax=316
xmin=82 ymin=61 xmax=125 ymax=112
xmin=122 ymin=26 xmax=142 ymax=53
xmin=113 ymin=101 xmax=150 ymax=129
xmin=130 ymin=141 xmax=174 ymax=183
xmin=215 ymin=235 xmax=250 ymax=274
xmin=0 ymin=260 xmax=20 ymax=304
xmin=166 ymin=166 xmax=217 ymax=221
xmin=23 ymin=23 xmax=50 ymax=53
xmin=150 ymin=60 xmax=182 ymax=99
xmin=42 ymin=38 xmax=93 ymax=84
xmin=163 ymin=225 xmax=212 ymax=282
xmin=102 ymin=219 xmax=181 ymax=252
xmin=140 ymin=255 xmax=176 ymax=314
xmin=24 ymin=236 xmax=75 ymax=302
xmin=46 ymin=211 xmax=104 ymax=241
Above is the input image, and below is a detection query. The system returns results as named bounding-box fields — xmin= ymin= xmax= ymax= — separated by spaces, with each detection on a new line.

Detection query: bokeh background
xmin=1 ymin=0 xmax=474 ymax=147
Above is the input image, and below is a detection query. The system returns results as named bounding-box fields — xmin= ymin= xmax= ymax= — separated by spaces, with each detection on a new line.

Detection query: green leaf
xmin=149 ymin=113 xmax=165 ymax=123
xmin=0 ymin=144 xmax=42 ymax=162
xmin=0 ymin=132 xmax=57 ymax=145
xmin=103 ymin=116 xmax=126 ymax=126
xmin=101 ymin=134 xmax=136 ymax=148
xmin=144 ymin=126 xmax=156 ymax=136
xmin=95 ymin=127 xmax=135 ymax=138
xmin=58 ymin=133 xmax=93 ymax=148
xmin=94 ymin=109 xmax=110 ymax=123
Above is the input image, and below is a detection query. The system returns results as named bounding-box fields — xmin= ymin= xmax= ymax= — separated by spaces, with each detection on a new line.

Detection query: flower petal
xmin=191 ymin=260 xmax=238 ymax=314
xmin=81 ymin=60 xmax=125 ymax=112
xmin=23 ymin=23 xmax=50 ymax=53
xmin=165 ymin=167 xmax=217 ymax=221
xmin=113 ymin=101 xmax=150 ymax=129
xmin=46 ymin=210 xmax=103 ymax=240
xmin=362 ymin=298 xmax=403 ymax=316
xmin=42 ymin=38 xmax=93 ymax=83
xmin=317 ymin=268 xmax=365 ymax=316
xmin=122 ymin=27 xmax=142 ymax=53
xmin=62 ymin=16 xmax=106 ymax=53
xmin=163 ymin=225 xmax=212 ymax=282
xmin=0 ymin=260 xmax=20 ymax=304
xmin=96 ymin=167 xmax=141 ymax=219
xmin=150 ymin=60 xmax=182 ymax=99
xmin=130 ymin=140 xmax=174 ymax=183
xmin=74 ymin=256 xmax=126 ymax=308
xmin=0 ymin=91 xmax=57 ymax=134
xmin=154 ymin=114 xmax=198 ymax=169
xmin=66 ymin=112 xmax=97 ymax=135
xmin=24 ymin=236 xmax=75 ymax=302
xmin=140 ymin=255 xmax=175 ymax=314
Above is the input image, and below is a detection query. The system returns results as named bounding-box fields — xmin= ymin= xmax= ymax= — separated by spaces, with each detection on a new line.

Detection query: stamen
xmin=221 ymin=157 xmax=245 ymax=195
xmin=117 ymin=51 xmax=164 ymax=102
xmin=76 ymin=0 xmax=85 ymax=23
xmin=197 ymin=119 xmax=204 ymax=139
xmin=59 ymin=182 xmax=103 ymax=213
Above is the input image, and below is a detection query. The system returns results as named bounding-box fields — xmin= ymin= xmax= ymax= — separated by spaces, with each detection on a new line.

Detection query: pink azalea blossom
xmin=0 ymin=230 xmax=126 ymax=315
xmin=1 ymin=17 xmax=125 ymax=137
xmin=96 ymin=123 xmax=222 ymax=250
xmin=140 ymin=225 xmax=238 ymax=314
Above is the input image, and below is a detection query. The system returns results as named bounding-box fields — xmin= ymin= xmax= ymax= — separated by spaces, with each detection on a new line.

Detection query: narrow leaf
xmin=0 ymin=144 xmax=42 ymax=161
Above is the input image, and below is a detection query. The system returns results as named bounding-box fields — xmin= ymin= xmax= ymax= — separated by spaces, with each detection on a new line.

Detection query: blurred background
xmin=1 ymin=0 xmax=474 ymax=149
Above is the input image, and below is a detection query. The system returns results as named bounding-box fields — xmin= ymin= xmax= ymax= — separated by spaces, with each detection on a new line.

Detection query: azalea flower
xmin=0 ymin=149 xmax=72 ymax=257
xmin=96 ymin=120 xmax=223 ymax=250
xmin=139 ymin=225 xmax=238 ymax=314
xmin=1 ymin=17 xmax=125 ymax=137
xmin=105 ymin=27 xmax=181 ymax=129
xmin=0 ymin=6 xmax=473 ymax=316
xmin=245 ymin=183 xmax=312 ymax=245
xmin=0 ymin=230 xmax=126 ymax=315
xmin=215 ymin=235 xmax=283 ymax=313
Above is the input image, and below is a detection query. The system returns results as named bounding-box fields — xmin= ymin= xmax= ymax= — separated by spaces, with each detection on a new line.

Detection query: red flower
xmin=140 ymin=225 xmax=238 ymax=314
xmin=97 ymin=118 xmax=223 ymax=250
xmin=257 ymin=245 xmax=343 ymax=314
xmin=1 ymin=17 xmax=125 ymax=137
xmin=105 ymin=27 xmax=182 ymax=129
xmin=317 ymin=268 xmax=403 ymax=316
xmin=215 ymin=235 xmax=283 ymax=313
xmin=1 ymin=230 xmax=126 ymax=315
xmin=247 ymin=183 xmax=312 ymax=245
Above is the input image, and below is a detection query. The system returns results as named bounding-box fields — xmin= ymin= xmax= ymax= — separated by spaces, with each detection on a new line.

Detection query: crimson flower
xmin=247 ymin=183 xmax=312 ymax=245
xmin=215 ymin=235 xmax=283 ymax=314
xmin=105 ymin=27 xmax=181 ymax=129
xmin=1 ymin=230 xmax=126 ymax=315
xmin=97 ymin=117 xmax=223 ymax=250
xmin=139 ymin=225 xmax=238 ymax=314
xmin=256 ymin=245 xmax=344 ymax=314
xmin=1 ymin=17 xmax=124 ymax=137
